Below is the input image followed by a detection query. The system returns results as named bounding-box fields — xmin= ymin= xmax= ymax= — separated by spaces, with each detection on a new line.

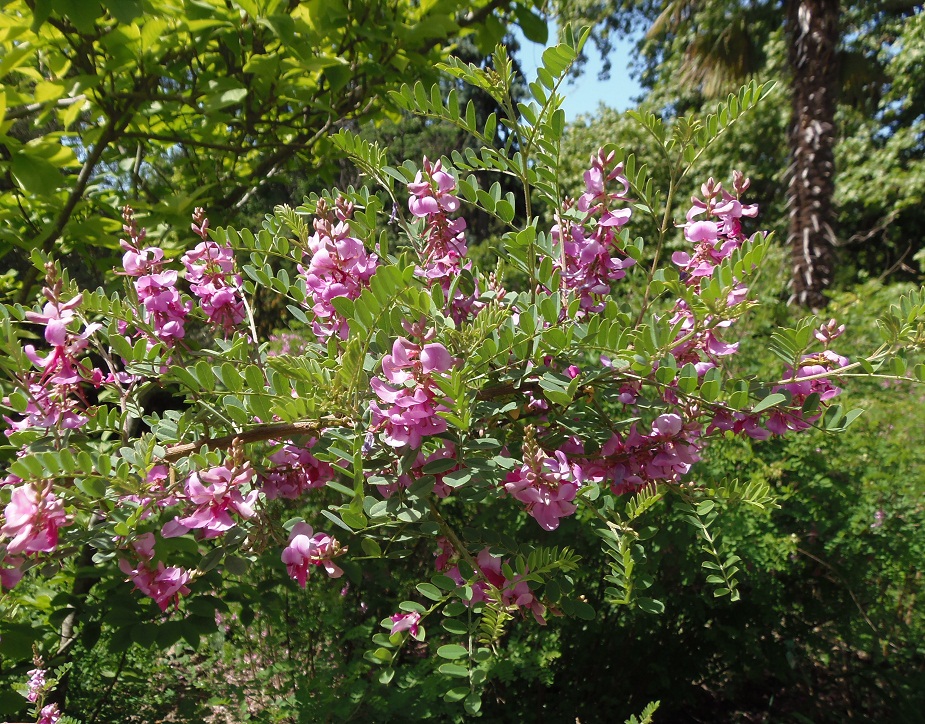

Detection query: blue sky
xmin=513 ymin=25 xmax=643 ymax=122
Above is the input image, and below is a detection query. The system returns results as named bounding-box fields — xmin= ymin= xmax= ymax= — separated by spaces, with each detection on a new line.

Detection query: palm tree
xmin=785 ymin=0 xmax=839 ymax=310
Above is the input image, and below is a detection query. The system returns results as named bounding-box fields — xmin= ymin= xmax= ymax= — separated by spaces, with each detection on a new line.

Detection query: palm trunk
xmin=786 ymin=0 xmax=840 ymax=310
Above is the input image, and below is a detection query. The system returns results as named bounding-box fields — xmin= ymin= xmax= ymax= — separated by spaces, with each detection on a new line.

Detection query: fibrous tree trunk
xmin=786 ymin=0 xmax=840 ymax=309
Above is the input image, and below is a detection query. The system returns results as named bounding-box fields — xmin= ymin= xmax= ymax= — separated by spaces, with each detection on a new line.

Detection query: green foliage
xmin=0 ymin=0 xmax=548 ymax=300
xmin=3 ymin=8 xmax=925 ymax=721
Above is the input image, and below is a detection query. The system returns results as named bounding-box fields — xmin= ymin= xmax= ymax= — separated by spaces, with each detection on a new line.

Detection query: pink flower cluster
xmin=1 ymin=483 xmax=69 ymax=556
xmin=504 ymin=437 xmax=578 ymax=531
xmin=121 ymin=206 xmax=190 ymax=346
xmin=38 ymin=703 xmax=61 ymax=724
xmin=707 ymin=348 xmax=848 ymax=440
xmin=705 ymin=350 xmax=847 ymax=439
xmin=281 ymin=522 xmax=344 ymax=587
xmin=581 ymin=413 xmax=701 ymax=494
xmin=119 ymin=533 xmax=192 ymax=611
xmin=5 ymin=283 xmax=99 ymax=433
xmin=369 ymin=338 xmax=455 ymax=449
xmin=162 ymin=463 xmax=258 ymax=539
xmin=182 ymin=208 xmax=245 ymax=334
xmin=408 ymin=158 xmax=461 ymax=218
xmin=672 ymin=173 xmax=758 ymax=282
xmin=434 ymin=542 xmax=546 ymax=623
xmin=759 ymin=350 xmax=849 ymax=435
xmin=553 ymin=149 xmax=635 ymax=314
xmin=814 ymin=318 xmax=845 ymax=346
xmin=407 ymin=158 xmax=476 ymax=319
xmin=26 ymin=667 xmax=46 ymax=703
xmin=667 ymin=174 xmax=759 ymax=369
xmin=471 ymin=548 xmax=547 ymax=623
xmin=301 ymin=197 xmax=378 ymax=341
xmin=260 ymin=439 xmax=334 ymax=500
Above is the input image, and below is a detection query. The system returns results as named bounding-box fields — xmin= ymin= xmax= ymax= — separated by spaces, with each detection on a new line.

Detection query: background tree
xmin=555 ymin=0 xmax=925 ymax=304
xmin=0 ymin=0 xmax=548 ymax=301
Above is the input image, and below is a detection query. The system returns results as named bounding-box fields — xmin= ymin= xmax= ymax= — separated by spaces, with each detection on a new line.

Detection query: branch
xmin=3 ymin=94 xmax=87 ymax=121
xmin=16 ymin=113 xmax=130 ymax=303
xmin=161 ymin=418 xmax=352 ymax=461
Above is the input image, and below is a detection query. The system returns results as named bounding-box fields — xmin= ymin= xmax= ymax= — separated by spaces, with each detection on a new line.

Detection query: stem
xmin=636 ymin=161 xmax=681 ymax=323
xmin=161 ymin=418 xmax=351 ymax=461
xmin=428 ymin=499 xmax=479 ymax=574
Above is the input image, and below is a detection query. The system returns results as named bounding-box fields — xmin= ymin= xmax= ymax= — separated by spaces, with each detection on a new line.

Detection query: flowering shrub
xmin=1 ymin=35 xmax=924 ymax=719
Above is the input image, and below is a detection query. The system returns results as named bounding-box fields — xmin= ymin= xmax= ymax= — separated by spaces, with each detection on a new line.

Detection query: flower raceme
xmin=259 ymin=439 xmax=334 ymax=500
xmin=118 ymin=533 xmax=192 ymax=612
xmin=553 ymin=149 xmax=635 ymax=315
xmin=26 ymin=667 xmax=47 ymax=703
xmin=369 ymin=338 xmax=457 ymax=449
xmin=162 ymin=464 xmax=259 ymax=540
xmin=672 ymin=175 xmax=758 ymax=281
xmin=406 ymin=157 xmax=479 ymax=321
xmin=121 ymin=206 xmax=190 ymax=346
xmin=281 ymin=522 xmax=345 ymax=587
xmin=444 ymin=548 xmax=547 ymax=624
xmin=300 ymin=197 xmax=378 ymax=341
xmin=0 ymin=484 xmax=69 ymax=556
xmin=504 ymin=435 xmax=579 ymax=532
xmin=182 ymin=208 xmax=246 ymax=334
xmin=122 ymin=206 xmax=250 ymax=341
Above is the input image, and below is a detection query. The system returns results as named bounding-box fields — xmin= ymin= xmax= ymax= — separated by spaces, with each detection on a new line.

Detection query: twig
xmin=161 ymin=418 xmax=351 ymax=461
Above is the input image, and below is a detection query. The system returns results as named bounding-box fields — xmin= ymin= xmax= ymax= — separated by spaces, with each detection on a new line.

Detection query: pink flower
xmin=467 ymin=548 xmax=546 ymax=624
xmin=675 ymin=173 xmax=760 ymax=285
xmin=121 ymin=245 xmax=164 ymax=276
xmin=0 ymin=485 xmax=69 ymax=555
xmin=406 ymin=158 xmax=479 ymax=321
xmin=38 ymin=703 xmax=61 ymax=724
xmin=581 ymin=417 xmax=702 ymax=494
xmin=133 ymin=271 xmax=190 ymax=344
xmin=814 ymin=318 xmax=845 ymax=345
xmin=434 ymin=536 xmax=455 ymax=571
xmin=300 ymin=197 xmax=378 ymax=341
xmin=504 ymin=447 xmax=578 ymax=532
xmin=281 ymin=522 xmax=344 ymax=587
xmin=369 ymin=339 xmax=455 ymax=449
xmin=408 ymin=158 xmax=460 ymax=217
xmin=779 ymin=350 xmax=849 ymax=401
xmin=120 ymin=560 xmax=191 ymax=612
xmin=260 ymin=439 xmax=334 ymax=500
xmin=389 ymin=611 xmax=421 ymax=636
xmin=26 ymin=667 xmax=46 ymax=703
xmin=182 ymin=220 xmax=246 ymax=334
xmin=0 ymin=555 xmax=24 ymax=590
xmin=553 ymin=149 xmax=635 ymax=316
xmin=162 ymin=465 xmax=258 ymax=540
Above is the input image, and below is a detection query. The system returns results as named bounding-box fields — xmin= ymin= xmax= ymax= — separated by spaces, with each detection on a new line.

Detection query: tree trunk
xmin=786 ymin=0 xmax=840 ymax=310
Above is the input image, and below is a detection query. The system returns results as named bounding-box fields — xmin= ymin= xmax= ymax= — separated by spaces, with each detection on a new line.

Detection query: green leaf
xmin=416 ymin=582 xmax=443 ymax=601
xmin=444 ymin=686 xmax=469 ymax=702
xmin=637 ymin=597 xmax=665 ymax=615
xmin=10 ymin=152 xmax=61 ymax=196
xmin=751 ymin=392 xmax=787 ymax=414
xmin=464 ymin=692 xmax=483 ymax=715
xmin=437 ymin=644 xmax=468 ymax=659
xmin=514 ymin=4 xmax=548 ymax=44
xmin=438 ymin=663 xmax=469 ymax=677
